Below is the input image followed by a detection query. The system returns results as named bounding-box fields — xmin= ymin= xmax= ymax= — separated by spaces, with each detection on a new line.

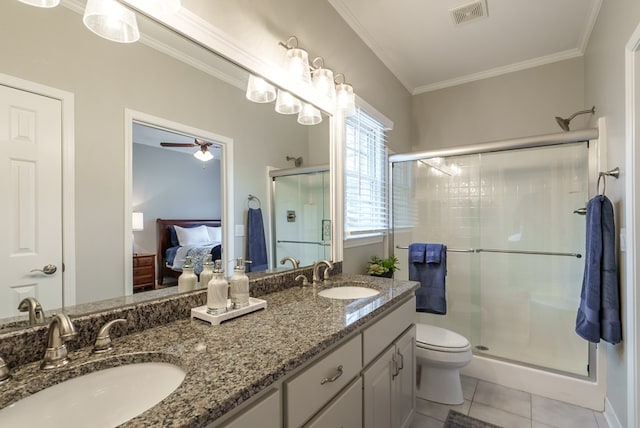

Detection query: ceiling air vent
xmin=449 ymin=0 xmax=488 ymax=26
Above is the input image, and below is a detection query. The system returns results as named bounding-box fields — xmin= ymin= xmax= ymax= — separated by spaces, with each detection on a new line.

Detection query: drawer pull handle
xmin=320 ymin=365 xmax=343 ymax=385
xmin=397 ymin=349 xmax=404 ymax=371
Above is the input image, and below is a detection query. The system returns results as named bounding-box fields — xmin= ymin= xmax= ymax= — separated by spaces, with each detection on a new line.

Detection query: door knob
xmin=30 ymin=264 xmax=57 ymax=275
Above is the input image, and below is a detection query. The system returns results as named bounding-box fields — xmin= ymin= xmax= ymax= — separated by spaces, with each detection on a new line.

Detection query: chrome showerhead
xmin=555 ymin=106 xmax=595 ymax=131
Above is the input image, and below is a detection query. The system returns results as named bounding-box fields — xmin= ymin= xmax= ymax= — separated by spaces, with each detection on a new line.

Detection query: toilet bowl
xmin=415 ymin=323 xmax=472 ymax=405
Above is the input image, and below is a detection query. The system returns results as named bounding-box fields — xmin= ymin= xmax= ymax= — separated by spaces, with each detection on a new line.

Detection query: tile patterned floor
xmin=409 ymin=376 xmax=609 ymax=428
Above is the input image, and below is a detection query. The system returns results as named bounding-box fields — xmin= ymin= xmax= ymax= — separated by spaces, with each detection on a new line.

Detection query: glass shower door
xmin=392 ymin=142 xmax=589 ymax=376
xmin=272 ymin=170 xmax=330 ymax=268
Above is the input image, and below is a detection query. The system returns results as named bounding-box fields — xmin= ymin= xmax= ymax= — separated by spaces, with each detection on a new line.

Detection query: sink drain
xmin=475 ymin=345 xmax=489 ymax=351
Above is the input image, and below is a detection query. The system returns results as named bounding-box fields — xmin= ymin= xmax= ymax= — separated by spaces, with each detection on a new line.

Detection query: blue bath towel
xmin=409 ymin=243 xmax=447 ymax=315
xmin=575 ymin=195 xmax=621 ymax=344
xmin=246 ymin=207 xmax=268 ymax=272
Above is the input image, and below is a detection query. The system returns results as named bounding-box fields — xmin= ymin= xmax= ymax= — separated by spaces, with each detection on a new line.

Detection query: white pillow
xmin=174 ymin=225 xmax=212 ymax=246
xmin=207 ymin=226 xmax=222 ymax=243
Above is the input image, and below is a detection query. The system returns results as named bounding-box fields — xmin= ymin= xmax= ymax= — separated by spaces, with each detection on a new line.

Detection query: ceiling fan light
xmin=275 ymin=89 xmax=302 ymax=114
xmin=194 ymin=148 xmax=213 ymax=162
xmin=16 ymin=0 xmax=60 ymax=7
xmin=83 ymin=0 xmax=140 ymax=44
xmin=246 ymin=74 xmax=276 ymax=103
xmin=297 ymin=103 xmax=322 ymax=126
xmin=335 ymin=82 xmax=356 ymax=117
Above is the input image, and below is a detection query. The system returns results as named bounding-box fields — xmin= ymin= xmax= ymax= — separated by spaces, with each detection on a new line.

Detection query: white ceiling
xmin=329 ymin=0 xmax=602 ymax=94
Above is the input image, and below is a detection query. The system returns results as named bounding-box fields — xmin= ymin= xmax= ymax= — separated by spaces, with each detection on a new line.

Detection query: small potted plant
xmin=366 ymin=255 xmax=399 ymax=278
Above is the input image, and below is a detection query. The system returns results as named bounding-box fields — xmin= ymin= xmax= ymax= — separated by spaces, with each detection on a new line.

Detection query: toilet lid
xmin=416 ymin=324 xmax=470 ymax=350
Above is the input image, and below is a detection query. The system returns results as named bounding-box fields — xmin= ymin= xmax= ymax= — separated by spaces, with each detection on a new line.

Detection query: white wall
xmin=132 ymin=144 xmax=222 ymax=254
xmin=2 ymin=2 xmax=311 ymax=303
xmin=584 ymin=1 xmax=640 ymax=426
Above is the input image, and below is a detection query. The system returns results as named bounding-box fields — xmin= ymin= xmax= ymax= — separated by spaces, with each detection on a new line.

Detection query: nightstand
xmin=133 ymin=253 xmax=156 ymax=291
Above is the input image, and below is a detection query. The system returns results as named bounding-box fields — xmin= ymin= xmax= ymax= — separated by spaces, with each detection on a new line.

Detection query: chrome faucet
xmin=41 ymin=313 xmax=77 ymax=370
xmin=0 ymin=356 xmax=10 ymax=383
xmin=18 ymin=297 xmax=45 ymax=325
xmin=93 ymin=318 xmax=127 ymax=354
xmin=312 ymin=260 xmax=334 ymax=283
xmin=280 ymin=256 xmax=301 ymax=270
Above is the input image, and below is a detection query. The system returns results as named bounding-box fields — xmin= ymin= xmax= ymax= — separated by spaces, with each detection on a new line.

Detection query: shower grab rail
xmin=278 ymin=239 xmax=330 ymax=246
xmin=395 ymin=245 xmax=582 ymax=259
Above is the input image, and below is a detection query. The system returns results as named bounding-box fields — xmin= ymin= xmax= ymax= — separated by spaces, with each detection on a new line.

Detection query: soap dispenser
xmin=207 ymin=260 xmax=228 ymax=315
xmin=229 ymin=257 xmax=250 ymax=308
xmin=199 ymin=254 xmax=214 ymax=289
xmin=178 ymin=256 xmax=197 ymax=292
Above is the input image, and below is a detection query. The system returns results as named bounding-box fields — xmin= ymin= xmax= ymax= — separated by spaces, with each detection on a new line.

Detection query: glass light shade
xmin=297 ymin=103 xmax=322 ymax=126
xmin=284 ymin=48 xmax=311 ymax=84
xmin=132 ymin=212 xmax=144 ymax=231
xmin=194 ymin=148 xmax=214 ymax=162
xmin=83 ymin=0 xmax=140 ymax=44
xmin=275 ymin=90 xmax=302 ymax=114
xmin=312 ymin=68 xmax=336 ymax=103
xmin=336 ymin=82 xmax=356 ymax=117
xmin=16 ymin=0 xmax=60 ymax=7
xmin=246 ymin=74 xmax=276 ymax=103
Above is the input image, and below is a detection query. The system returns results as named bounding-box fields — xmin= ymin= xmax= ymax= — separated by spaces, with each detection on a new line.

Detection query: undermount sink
xmin=318 ymin=286 xmax=380 ymax=300
xmin=0 ymin=362 xmax=185 ymax=428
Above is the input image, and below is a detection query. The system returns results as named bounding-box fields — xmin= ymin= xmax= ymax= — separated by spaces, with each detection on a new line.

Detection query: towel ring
xmin=248 ymin=194 xmax=261 ymax=209
xmin=597 ymin=167 xmax=620 ymax=196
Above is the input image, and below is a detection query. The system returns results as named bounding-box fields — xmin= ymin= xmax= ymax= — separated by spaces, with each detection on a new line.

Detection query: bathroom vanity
xmin=0 ymin=274 xmax=418 ymax=427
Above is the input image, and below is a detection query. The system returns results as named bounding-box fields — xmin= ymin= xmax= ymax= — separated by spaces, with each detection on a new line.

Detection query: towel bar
xmin=395 ymin=245 xmax=581 ymax=259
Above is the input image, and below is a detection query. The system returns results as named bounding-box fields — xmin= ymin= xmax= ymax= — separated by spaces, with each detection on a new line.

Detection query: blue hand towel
xmin=575 ymin=195 xmax=621 ymax=344
xmin=246 ymin=207 xmax=268 ymax=272
xmin=409 ymin=243 xmax=447 ymax=314
xmin=409 ymin=243 xmax=426 ymax=263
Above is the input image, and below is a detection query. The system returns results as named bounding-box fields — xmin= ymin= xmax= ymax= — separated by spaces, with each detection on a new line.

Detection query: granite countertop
xmin=0 ymin=274 xmax=418 ymax=427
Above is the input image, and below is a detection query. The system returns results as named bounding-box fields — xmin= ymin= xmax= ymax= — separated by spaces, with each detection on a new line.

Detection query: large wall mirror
xmin=0 ymin=0 xmax=332 ymax=329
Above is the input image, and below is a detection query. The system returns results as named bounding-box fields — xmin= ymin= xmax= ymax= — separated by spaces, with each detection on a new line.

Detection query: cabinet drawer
xmin=133 ymin=270 xmax=154 ymax=285
xmin=285 ymin=334 xmax=362 ymax=427
xmin=362 ymin=296 xmax=415 ymax=367
xmin=220 ymin=388 xmax=280 ymax=428
xmin=134 ymin=255 xmax=154 ymax=267
xmin=305 ymin=377 xmax=362 ymax=428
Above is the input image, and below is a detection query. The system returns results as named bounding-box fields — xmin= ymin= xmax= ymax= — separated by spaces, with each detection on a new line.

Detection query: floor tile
xmin=415 ymin=397 xmax=470 ymax=422
xmin=533 ymin=422 xmax=555 ymax=428
xmin=461 ymin=375 xmax=478 ymax=401
xmin=473 ymin=380 xmax=532 ymax=418
xmin=531 ymin=395 xmax=599 ymax=428
xmin=469 ymin=402 xmax=532 ymax=428
xmin=409 ymin=412 xmax=445 ymax=428
xmin=594 ymin=411 xmax=608 ymax=428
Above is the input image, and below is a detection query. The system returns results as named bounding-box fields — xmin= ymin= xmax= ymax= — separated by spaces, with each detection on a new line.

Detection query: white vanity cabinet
xmin=219 ymin=388 xmax=281 ymax=428
xmin=362 ymin=297 xmax=416 ymax=428
xmin=305 ymin=378 xmax=362 ymax=428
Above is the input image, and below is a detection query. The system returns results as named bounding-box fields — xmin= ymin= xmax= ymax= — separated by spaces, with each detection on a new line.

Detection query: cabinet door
xmin=221 ymin=388 xmax=280 ymax=428
xmin=363 ymin=346 xmax=394 ymax=428
xmin=393 ymin=326 xmax=416 ymax=428
xmin=305 ymin=378 xmax=362 ymax=428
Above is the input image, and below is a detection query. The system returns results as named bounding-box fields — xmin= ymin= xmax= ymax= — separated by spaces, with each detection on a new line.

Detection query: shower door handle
xmin=573 ymin=207 xmax=587 ymax=216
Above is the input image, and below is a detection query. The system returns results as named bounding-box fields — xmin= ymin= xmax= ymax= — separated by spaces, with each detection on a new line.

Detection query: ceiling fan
xmin=160 ymin=138 xmax=214 ymax=161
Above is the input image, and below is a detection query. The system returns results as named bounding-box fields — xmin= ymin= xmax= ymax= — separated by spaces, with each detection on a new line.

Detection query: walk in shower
xmin=391 ymin=134 xmax=597 ymax=378
xmin=270 ymin=166 xmax=331 ymax=269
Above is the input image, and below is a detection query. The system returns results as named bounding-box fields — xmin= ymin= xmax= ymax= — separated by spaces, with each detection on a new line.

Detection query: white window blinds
xmin=344 ymin=107 xmax=388 ymax=238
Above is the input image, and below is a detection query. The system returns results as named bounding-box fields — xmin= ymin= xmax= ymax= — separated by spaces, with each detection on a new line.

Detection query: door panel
xmin=0 ymin=84 xmax=63 ymax=318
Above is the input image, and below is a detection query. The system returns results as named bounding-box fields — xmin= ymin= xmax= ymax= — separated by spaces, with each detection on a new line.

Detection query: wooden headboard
xmin=156 ymin=218 xmax=222 ymax=285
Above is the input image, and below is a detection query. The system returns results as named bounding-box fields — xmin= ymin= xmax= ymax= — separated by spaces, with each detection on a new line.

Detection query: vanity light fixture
xmin=16 ymin=0 xmax=60 ymax=7
xmin=334 ymin=73 xmax=356 ymax=117
xmin=279 ymin=36 xmax=311 ymax=84
xmin=311 ymin=57 xmax=336 ymax=104
xmin=298 ymin=103 xmax=322 ymax=126
xmin=83 ymin=0 xmax=140 ymax=44
xmin=275 ymin=89 xmax=302 ymax=114
xmin=194 ymin=146 xmax=214 ymax=162
xmin=246 ymin=74 xmax=277 ymax=103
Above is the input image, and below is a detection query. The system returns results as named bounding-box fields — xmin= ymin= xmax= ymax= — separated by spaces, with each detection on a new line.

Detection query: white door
xmin=0 ymin=84 xmax=63 ymax=318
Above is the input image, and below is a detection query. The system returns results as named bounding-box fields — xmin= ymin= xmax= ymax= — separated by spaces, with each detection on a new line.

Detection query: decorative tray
xmin=191 ymin=297 xmax=267 ymax=326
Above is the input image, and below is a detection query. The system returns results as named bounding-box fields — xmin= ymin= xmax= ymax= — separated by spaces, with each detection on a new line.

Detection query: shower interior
xmin=270 ymin=166 xmax=331 ymax=269
xmin=391 ymin=141 xmax=592 ymax=377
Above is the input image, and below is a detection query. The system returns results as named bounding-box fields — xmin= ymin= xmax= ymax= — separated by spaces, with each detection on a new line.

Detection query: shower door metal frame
xmin=388 ymin=128 xmax=600 ymax=381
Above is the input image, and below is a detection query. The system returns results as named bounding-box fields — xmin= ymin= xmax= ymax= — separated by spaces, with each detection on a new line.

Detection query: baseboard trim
xmin=603 ymin=396 xmax=623 ymax=428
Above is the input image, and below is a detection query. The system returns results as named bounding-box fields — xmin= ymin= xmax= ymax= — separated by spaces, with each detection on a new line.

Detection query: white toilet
xmin=415 ymin=323 xmax=472 ymax=405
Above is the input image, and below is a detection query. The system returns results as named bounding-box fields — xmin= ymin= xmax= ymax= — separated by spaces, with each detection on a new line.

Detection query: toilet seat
xmin=416 ymin=324 xmax=471 ymax=353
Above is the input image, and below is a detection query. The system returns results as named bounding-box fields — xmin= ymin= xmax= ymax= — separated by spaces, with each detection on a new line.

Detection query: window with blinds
xmin=344 ymin=107 xmax=388 ymax=238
